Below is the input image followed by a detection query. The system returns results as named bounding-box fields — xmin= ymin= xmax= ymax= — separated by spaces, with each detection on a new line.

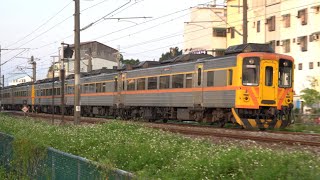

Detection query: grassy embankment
xmin=0 ymin=113 xmax=319 ymax=179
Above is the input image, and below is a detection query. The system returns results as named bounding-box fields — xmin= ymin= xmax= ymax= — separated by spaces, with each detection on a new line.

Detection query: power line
xmin=81 ymin=0 xmax=133 ymax=31
xmin=5 ymin=1 xmax=73 ymax=48
xmin=31 ymin=0 xmax=146 ymax=51
xmin=103 ymin=9 xmax=198 ymax=43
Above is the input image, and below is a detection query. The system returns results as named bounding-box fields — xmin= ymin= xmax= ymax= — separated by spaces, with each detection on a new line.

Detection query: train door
xmin=193 ymin=63 xmax=204 ymax=107
xmin=260 ymin=60 xmax=278 ymax=104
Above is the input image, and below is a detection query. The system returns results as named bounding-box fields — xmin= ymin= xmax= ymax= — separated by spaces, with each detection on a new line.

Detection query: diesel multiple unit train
xmin=1 ymin=44 xmax=294 ymax=129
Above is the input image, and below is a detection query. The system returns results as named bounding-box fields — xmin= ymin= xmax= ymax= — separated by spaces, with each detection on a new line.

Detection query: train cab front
xmin=232 ymin=46 xmax=294 ymax=130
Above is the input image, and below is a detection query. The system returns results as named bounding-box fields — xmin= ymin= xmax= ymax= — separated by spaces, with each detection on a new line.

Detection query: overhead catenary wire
xmin=5 ymin=1 xmax=73 ymax=49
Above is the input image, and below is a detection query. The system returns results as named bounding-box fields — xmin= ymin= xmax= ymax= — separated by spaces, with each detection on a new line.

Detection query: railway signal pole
xmin=74 ymin=0 xmax=81 ymax=125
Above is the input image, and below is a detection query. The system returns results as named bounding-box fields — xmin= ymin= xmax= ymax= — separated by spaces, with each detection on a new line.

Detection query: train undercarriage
xmin=3 ymin=104 xmax=293 ymax=129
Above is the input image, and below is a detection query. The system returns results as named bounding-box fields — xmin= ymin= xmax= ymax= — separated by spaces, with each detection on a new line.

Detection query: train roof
xmin=225 ymin=43 xmax=274 ymax=55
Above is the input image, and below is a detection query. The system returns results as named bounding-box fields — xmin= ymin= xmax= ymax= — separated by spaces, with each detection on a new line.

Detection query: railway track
xmin=6 ymin=111 xmax=320 ymax=147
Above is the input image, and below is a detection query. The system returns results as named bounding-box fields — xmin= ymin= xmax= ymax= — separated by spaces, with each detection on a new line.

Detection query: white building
xmin=184 ymin=4 xmax=227 ymax=56
xmin=9 ymin=76 xmax=32 ymax=86
xmin=226 ymin=0 xmax=320 ymax=97
xmin=48 ymin=41 xmax=118 ymax=78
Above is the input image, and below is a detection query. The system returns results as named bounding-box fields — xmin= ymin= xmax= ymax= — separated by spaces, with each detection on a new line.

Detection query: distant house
xmin=48 ymin=41 xmax=118 ymax=78
xmin=9 ymin=76 xmax=32 ymax=86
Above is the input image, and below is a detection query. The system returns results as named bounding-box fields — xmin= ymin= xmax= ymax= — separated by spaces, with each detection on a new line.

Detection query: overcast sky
xmin=0 ymin=0 xmax=224 ymax=85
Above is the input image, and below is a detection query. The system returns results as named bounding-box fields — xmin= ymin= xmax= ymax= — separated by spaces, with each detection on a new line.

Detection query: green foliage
xmin=119 ymin=54 xmax=140 ymax=65
xmin=284 ymin=123 xmax=320 ymax=133
xmin=0 ymin=114 xmax=320 ymax=179
xmin=159 ymin=47 xmax=182 ymax=62
xmin=300 ymin=88 xmax=320 ymax=108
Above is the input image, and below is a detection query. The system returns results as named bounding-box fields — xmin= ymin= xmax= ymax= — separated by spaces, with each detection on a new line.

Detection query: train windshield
xmin=242 ymin=57 xmax=260 ymax=86
xmin=279 ymin=59 xmax=293 ymax=88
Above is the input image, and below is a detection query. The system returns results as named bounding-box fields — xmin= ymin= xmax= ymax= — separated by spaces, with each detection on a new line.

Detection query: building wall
xmin=227 ymin=0 xmax=320 ymax=95
xmin=184 ymin=6 xmax=227 ymax=56
xmin=49 ymin=41 xmax=119 ymax=78
xmin=9 ymin=76 xmax=32 ymax=86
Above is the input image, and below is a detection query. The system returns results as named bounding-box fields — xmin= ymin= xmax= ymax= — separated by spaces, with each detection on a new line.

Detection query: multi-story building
xmin=226 ymin=0 xmax=320 ymax=99
xmin=47 ymin=41 xmax=118 ymax=78
xmin=183 ymin=4 xmax=227 ymax=56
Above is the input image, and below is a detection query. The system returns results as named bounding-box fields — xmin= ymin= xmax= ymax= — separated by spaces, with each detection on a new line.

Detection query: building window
xmin=213 ymin=28 xmax=226 ymax=37
xmin=297 ymin=36 xmax=308 ymax=51
xmin=257 ymin=20 xmax=260 ymax=32
xmin=230 ymin=27 xmax=235 ymax=39
xmin=298 ymin=9 xmax=308 ymax=25
xmin=147 ymin=77 xmax=157 ymax=90
xmin=309 ymin=62 xmax=314 ymax=69
xmin=318 ymin=62 xmax=320 ymax=67
xmin=282 ymin=39 xmax=290 ymax=53
xmin=312 ymin=5 xmax=320 ymax=14
xmin=269 ymin=40 xmax=276 ymax=51
xmin=282 ymin=14 xmax=290 ymax=28
xmin=267 ymin=16 xmax=276 ymax=31
xmin=298 ymin=63 xmax=302 ymax=70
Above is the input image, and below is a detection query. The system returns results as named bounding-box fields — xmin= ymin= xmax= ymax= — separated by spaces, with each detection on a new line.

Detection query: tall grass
xmin=0 ymin=113 xmax=319 ymax=179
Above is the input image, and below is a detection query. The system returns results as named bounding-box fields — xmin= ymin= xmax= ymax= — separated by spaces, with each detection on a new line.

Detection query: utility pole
xmin=31 ymin=56 xmax=36 ymax=82
xmin=243 ymin=0 xmax=248 ymax=44
xmin=31 ymin=56 xmax=36 ymax=113
xmin=0 ymin=45 xmax=2 ymax=112
xmin=74 ymin=0 xmax=81 ymax=125
xmin=117 ymin=45 xmax=121 ymax=69
xmin=60 ymin=42 xmax=65 ymax=124
xmin=51 ymin=56 xmax=57 ymax=125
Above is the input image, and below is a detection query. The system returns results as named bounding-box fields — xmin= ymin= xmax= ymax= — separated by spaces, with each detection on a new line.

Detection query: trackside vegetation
xmin=0 ymin=114 xmax=319 ymax=179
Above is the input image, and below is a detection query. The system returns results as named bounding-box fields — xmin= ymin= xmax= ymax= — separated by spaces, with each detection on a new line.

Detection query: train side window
xmin=148 ymin=77 xmax=157 ymax=90
xmin=96 ymin=83 xmax=101 ymax=93
xmin=265 ymin=66 xmax=273 ymax=86
xmin=84 ymin=84 xmax=89 ymax=93
xmin=57 ymin=88 xmax=61 ymax=95
xmin=127 ymin=79 xmax=135 ymax=91
xmin=228 ymin=69 xmax=233 ymax=85
xmin=89 ymin=84 xmax=95 ymax=93
xmin=197 ymin=68 xmax=202 ymax=86
xmin=137 ymin=78 xmax=146 ymax=90
xmin=102 ymin=83 xmax=106 ymax=92
xmin=172 ymin=74 xmax=184 ymax=88
xmin=207 ymin=71 xmax=214 ymax=87
xmin=160 ymin=76 xmax=170 ymax=89
xmin=186 ymin=74 xmax=193 ymax=88
xmin=114 ymin=77 xmax=118 ymax=92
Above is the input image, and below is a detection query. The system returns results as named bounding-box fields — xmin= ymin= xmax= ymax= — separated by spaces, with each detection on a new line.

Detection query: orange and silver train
xmin=1 ymin=43 xmax=294 ymax=129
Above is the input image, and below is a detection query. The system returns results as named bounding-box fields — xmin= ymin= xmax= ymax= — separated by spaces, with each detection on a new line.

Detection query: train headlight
xmin=248 ymin=59 xmax=255 ymax=64
xmin=243 ymin=93 xmax=250 ymax=102
xmin=283 ymin=61 xmax=288 ymax=66
xmin=286 ymin=98 xmax=291 ymax=103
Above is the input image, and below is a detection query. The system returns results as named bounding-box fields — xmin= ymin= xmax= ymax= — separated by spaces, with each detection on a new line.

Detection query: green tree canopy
xmin=159 ymin=47 xmax=182 ymax=62
xmin=300 ymin=88 xmax=320 ymax=108
xmin=119 ymin=54 xmax=140 ymax=65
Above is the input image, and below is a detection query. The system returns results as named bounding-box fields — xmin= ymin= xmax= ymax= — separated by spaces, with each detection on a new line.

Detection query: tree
xmin=119 ymin=54 xmax=140 ymax=65
xmin=159 ymin=47 xmax=182 ymax=62
xmin=300 ymin=88 xmax=320 ymax=108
